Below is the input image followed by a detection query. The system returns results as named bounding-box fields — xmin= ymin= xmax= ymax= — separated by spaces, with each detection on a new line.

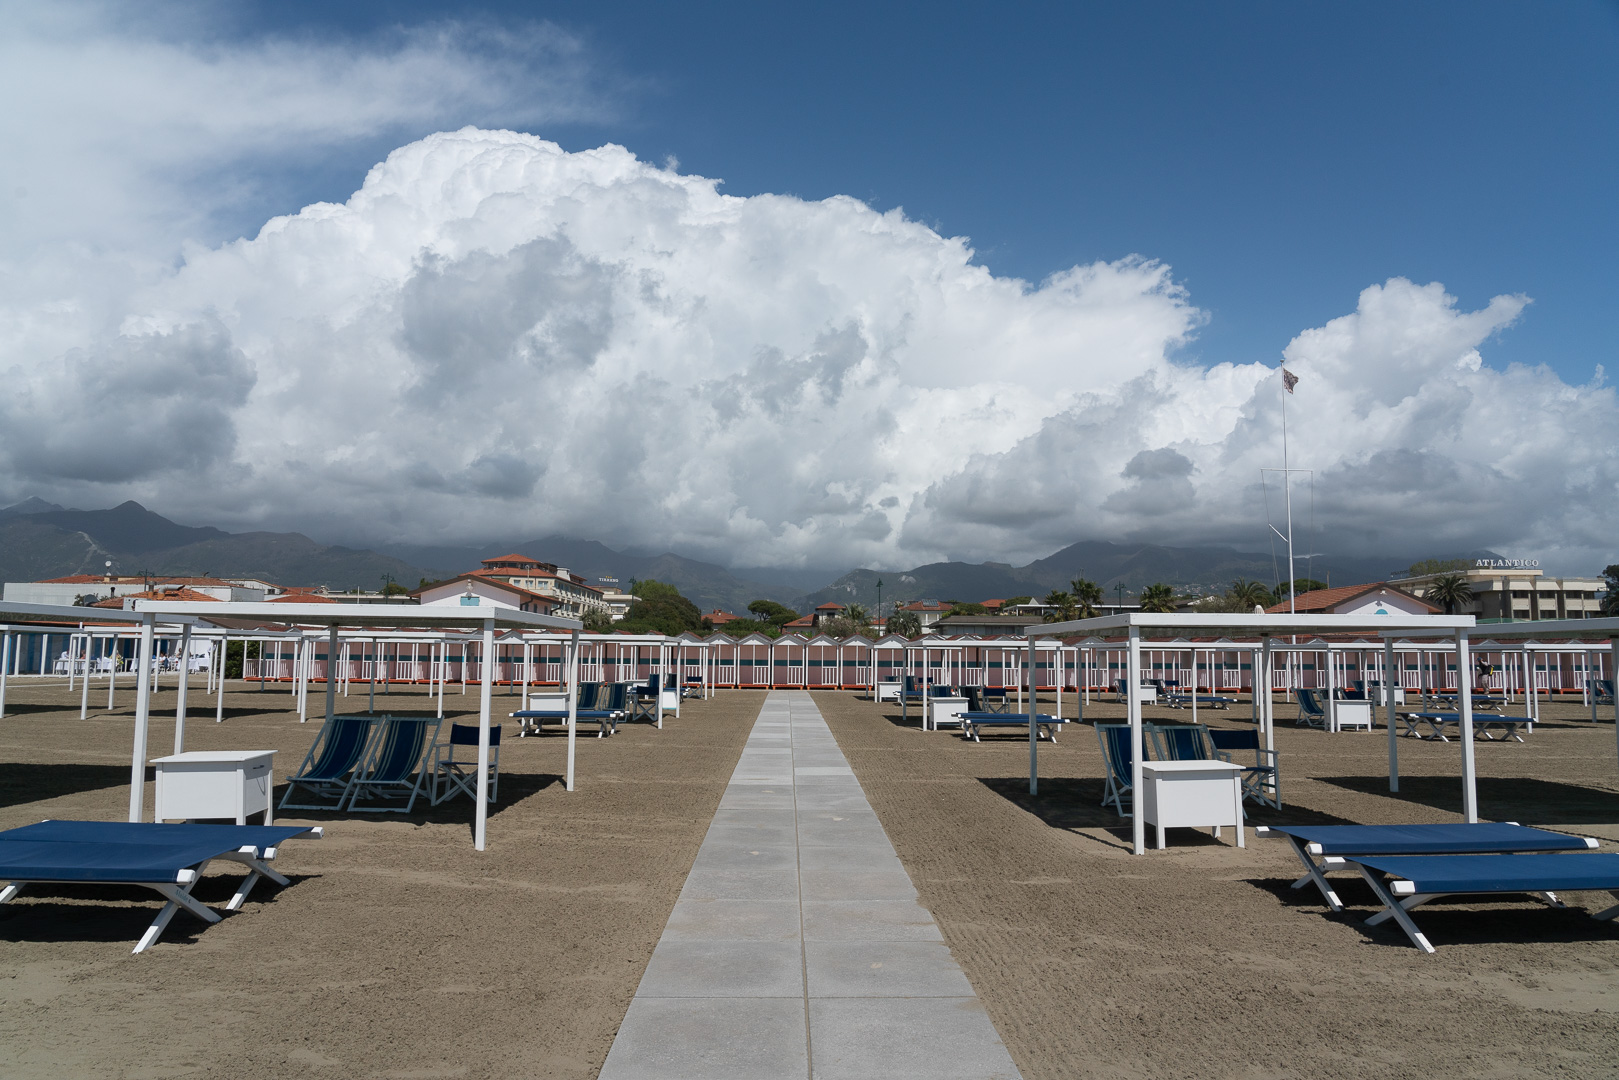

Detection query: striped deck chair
xmin=1294 ymin=688 xmax=1328 ymax=728
xmin=1147 ymin=722 xmax=1212 ymax=762
xmin=1095 ymin=724 xmax=1135 ymax=816
xmin=279 ymin=714 xmax=378 ymax=811
xmin=346 ymin=715 xmax=442 ymax=813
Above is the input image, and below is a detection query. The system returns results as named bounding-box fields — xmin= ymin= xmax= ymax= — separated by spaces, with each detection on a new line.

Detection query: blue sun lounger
xmin=0 ymin=820 xmax=320 ymax=953
xmin=1347 ymin=852 xmax=1619 ymax=953
xmin=959 ymin=712 xmax=1060 ymax=743
xmin=1165 ymin=694 xmax=1236 ymax=710
xmin=1257 ymin=822 xmax=1597 ymax=911
xmin=1403 ymin=711 xmax=1530 ymax=742
xmin=512 ymin=682 xmax=631 ymax=738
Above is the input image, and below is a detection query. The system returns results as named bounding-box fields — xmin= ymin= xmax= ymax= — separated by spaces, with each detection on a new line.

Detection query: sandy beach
xmin=2 ymin=677 xmax=1617 ymax=1078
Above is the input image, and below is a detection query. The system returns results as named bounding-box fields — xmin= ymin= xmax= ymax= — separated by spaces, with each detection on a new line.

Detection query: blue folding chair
xmin=431 ymin=723 xmax=501 ymax=805
xmin=1207 ymin=728 xmax=1280 ymax=809
xmin=280 ymin=714 xmax=377 ymax=811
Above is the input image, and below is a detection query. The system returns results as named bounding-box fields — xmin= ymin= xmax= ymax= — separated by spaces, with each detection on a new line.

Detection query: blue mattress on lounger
xmin=1352 ymin=852 xmax=1619 ymax=894
xmin=3 ymin=820 xmax=311 ymax=854
xmin=1263 ymin=822 xmax=1590 ymax=856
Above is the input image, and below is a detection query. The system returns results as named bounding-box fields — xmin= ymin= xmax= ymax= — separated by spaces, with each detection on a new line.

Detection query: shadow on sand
xmin=0 ymin=763 xmax=133 ymax=810
xmin=1318 ymin=775 xmax=1619 ymax=826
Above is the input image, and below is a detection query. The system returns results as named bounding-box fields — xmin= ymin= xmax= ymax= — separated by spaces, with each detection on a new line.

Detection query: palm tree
xmin=886 ymin=610 xmax=922 ymax=638
xmin=1230 ymin=579 xmax=1274 ymax=610
xmin=1140 ymin=582 xmax=1176 ymax=613
xmin=1070 ymin=577 xmax=1103 ymax=619
xmin=1042 ymin=590 xmax=1078 ymax=623
xmin=1425 ymin=572 xmax=1475 ymax=615
xmin=845 ymin=602 xmax=872 ymax=629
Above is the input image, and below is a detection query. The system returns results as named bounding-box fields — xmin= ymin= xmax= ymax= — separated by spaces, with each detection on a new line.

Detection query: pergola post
xmin=324 ymin=625 xmax=339 ymax=723
xmin=1128 ymin=627 xmax=1145 ymax=856
xmin=474 ymin=620 xmax=495 ymax=851
xmin=1457 ymin=631 xmax=1478 ymax=822
xmin=566 ymin=630 xmax=581 ymax=792
xmin=80 ymin=631 xmax=93 ymax=719
xmin=127 ymin=614 xmax=155 ymax=822
xmin=0 ymin=628 xmax=11 ymax=719
xmin=1027 ymin=635 xmax=1038 ymax=795
xmin=1611 ymin=637 xmax=1619 ymax=768
xmin=216 ymin=632 xmax=228 ymax=723
xmin=173 ymin=622 xmax=193 ymax=753
xmin=1385 ymin=635 xmax=1400 ymax=792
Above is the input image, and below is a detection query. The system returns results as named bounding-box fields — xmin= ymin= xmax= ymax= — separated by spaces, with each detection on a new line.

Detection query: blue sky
xmin=231 ymin=0 xmax=1618 ymax=384
xmin=3 ymin=1 xmax=1615 ymax=571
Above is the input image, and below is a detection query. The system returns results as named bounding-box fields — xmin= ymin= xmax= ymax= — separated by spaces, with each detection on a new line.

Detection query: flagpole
xmin=1281 ymin=368 xmax=1296 ymax=614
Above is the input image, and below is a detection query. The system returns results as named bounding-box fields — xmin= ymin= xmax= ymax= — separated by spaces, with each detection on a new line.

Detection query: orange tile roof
xmin=268 ymin=592 xmax=339 ymax=604
xmin=92 ymin=587 xmax=221 ymax=607
xmin=482 ymin=553 xmax=544 ymax=566
xmin=1265 ymin=582 xmax=1439 ymax=614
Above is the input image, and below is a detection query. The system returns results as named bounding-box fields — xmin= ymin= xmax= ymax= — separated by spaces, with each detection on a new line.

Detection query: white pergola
xmin=1026 ymin=612 xmax=1476 ymax=855
xmin=1486 ymin=617 xmax=1619 ymax=749
xmin=129 ymin=601 xmax=583 ymax=851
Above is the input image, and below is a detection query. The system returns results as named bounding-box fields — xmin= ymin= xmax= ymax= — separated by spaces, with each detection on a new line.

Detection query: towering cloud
xmin=2 ymin=128 xmax=1612 ymax=570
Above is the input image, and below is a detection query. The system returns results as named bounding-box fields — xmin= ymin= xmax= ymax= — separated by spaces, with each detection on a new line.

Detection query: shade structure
xmin=1027 ymin=612 xmax=1475 ymax=855
xmin=113 ymin=601 xmax=582 ymax=851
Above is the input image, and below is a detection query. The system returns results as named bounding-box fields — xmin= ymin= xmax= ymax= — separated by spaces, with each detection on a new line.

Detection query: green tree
xmin=844 ymin=603 xmax=872 ymax=628
xmin=632 ymin=579 xmax=682 ymax=601
xmin=1003 ymin=595 xmax=1032 ymax=608
xmin=1070 ymin=577 xmax=1103 ymax=619
xmin=818 ymin=615 xmax=871 ymax=638
xmin=1276 ymin=578 xmax=1328 ymax=598
xmin=615 ymin=579 xmax=706 ymax=635
xmin=1602 ymin=565 xmax=1619 ymax=616
xmin=1425 ymin=572 xmax=1475 ymax=614
xmin=1042 ymin=590 xmax=1079 ymax=623
xmin=747 ymin=599 xmax=799 ymax=627
xmin=1229 ymin=578 xmax=1275 ymax=610
xmin=714 ymin=618 xmax=780 ymax=638
xmin=1140 ymin=582 xmax=1176 ymax=613
xmin=946 ymin=601 xmax=988 ymax=617
xmin=886 ymin=609 xmax=922 ymax=637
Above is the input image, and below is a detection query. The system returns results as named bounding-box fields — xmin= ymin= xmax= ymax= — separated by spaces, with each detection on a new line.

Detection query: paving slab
xmin=599 ymin=690 xmax=1021 ymax=1080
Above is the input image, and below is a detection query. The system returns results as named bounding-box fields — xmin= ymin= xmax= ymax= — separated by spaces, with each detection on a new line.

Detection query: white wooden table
xmin=151 ymin=750 xmax=277 ymax=825
xmin=926 ymin=696 xmax=969 ymax=731
xmin=1331 ymin=699 xmax=1374 ymax=732
xmin=874 ymin=680 xmax=901 ymax=702
xmin=1140 ymin=760 xmax=1244 ymax=849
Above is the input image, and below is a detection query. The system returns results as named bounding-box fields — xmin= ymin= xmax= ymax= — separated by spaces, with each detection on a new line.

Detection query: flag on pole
xmin=1281 ymin=368 xmax=1299 ymax=394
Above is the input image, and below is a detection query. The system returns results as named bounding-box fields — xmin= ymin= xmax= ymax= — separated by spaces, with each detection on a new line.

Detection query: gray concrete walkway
xmin=598 ymin=690 xmax=1022 ymax=1080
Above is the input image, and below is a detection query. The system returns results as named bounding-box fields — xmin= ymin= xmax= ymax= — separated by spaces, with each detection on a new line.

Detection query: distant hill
xmin=0 ymin=501 xmax=443 ymax=590
xmin=796 ymin=540 xmax=1487 ymax=611
xmin=1 ymin=498 xmax=1493 ymax=617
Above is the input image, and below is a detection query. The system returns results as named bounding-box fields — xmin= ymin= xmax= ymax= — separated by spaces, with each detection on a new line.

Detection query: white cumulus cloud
xmin=3 ymin=126 xmax=1614 ymax=573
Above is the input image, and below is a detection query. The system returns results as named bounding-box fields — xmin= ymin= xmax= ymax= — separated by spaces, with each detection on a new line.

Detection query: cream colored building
xmin=1395 ymin=560 xmax=1604 ymax=622
xmin=469 ymin=554 xmax=609 ymax=618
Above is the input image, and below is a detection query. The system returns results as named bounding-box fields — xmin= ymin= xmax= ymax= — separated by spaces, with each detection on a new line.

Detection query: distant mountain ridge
xmin=0 ymin=501 xmax=442 ymax=591
xmin=2 ymin=499 xmax=1477 ymax=617
xmin=796 ymin=539 xmax=1489 ymax=612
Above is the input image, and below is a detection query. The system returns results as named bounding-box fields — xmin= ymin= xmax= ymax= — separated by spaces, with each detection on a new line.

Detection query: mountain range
xmin=1 ymin=499 xmax=1468 ymax=616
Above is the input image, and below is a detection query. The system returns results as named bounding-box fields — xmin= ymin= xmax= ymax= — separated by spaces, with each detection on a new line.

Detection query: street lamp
xmin=1116 ymin=583 xmax=1126 ymax=612
xmin=875 ymin=578 xmax=884 ymax=629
